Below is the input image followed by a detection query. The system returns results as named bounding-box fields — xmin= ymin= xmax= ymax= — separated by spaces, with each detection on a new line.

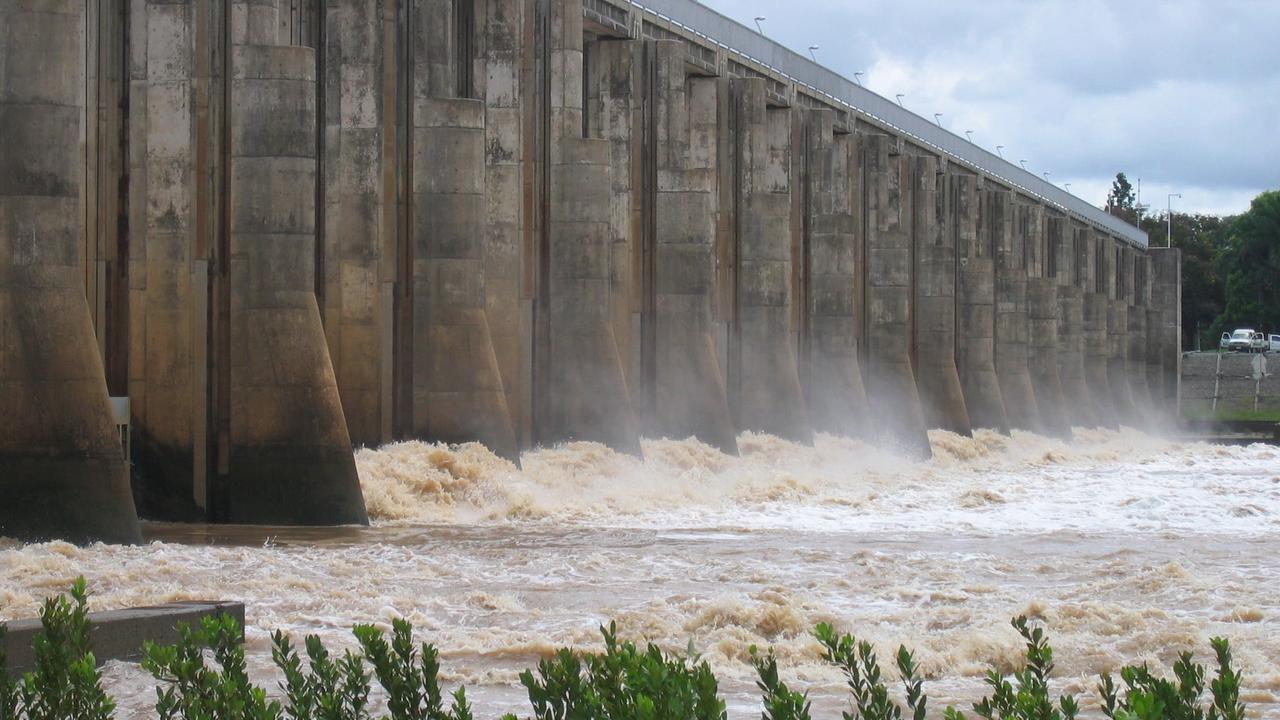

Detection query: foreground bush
xmin=0 ymin=580 xmax=1251 ymax=720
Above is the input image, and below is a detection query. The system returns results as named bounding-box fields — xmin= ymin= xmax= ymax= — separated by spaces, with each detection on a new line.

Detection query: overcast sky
xmin=698 ymin=0 xmax=1278 ymax=218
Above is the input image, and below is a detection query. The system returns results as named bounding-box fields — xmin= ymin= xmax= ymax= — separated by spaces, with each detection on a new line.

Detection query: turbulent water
xmin=2 ymin=429 xmax=1279 ymax=717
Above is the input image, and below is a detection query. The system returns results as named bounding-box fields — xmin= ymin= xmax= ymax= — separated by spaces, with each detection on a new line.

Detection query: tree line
xmin=1106 ymin=173 xmax=1280 ymax=350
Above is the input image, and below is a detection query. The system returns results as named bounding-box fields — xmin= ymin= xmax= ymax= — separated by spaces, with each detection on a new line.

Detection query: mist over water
xmin=2 ymin=430 xmax=1279 ymax=717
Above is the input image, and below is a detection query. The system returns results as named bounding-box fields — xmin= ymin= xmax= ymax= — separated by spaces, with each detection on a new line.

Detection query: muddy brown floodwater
xmin=2 ymin=429 xmax=1278 ymax=717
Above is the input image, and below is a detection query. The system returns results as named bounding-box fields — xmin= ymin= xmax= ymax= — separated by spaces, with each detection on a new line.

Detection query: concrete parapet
xmin=0 ymin=0 xmax=140 ymax=544
xmin=225 ymin=43 xmax=367 ymax=525
xmin=862 ymin=134 xmax=929 ymax=456
xmin=800 ymin=109 xmax=874 ymax=439
xmin=912 ymin=159 xmax=970 ymax=435
xmin=954 ymin=173 xmax=1008 ymax=433
xmin=1 ymin=601 xmax=245 ymax=675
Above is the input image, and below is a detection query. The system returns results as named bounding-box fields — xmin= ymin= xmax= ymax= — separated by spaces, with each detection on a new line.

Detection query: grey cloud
xmin=699 ymin=0 xmax=1277 ymax=213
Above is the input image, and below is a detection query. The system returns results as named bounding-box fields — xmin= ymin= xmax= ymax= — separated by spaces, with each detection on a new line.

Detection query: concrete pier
xmin=955 ymin=174 xmax=1009 ymax=433
xmin=1057 ymin=224 xmax=1096 ymax=427
xmin=0 ymin=0 xmax=140 ymax=543
xmin=913 ymin=159 xmax=971 ymax=435
xmin=995 ymin=193 xmax=1041 ymax=432
xmin=0 ymin=0 xmax=1175 ymax=543
xmin=863 ymin=135 xmax=930 ymax=455
xmin=641 ymin=42 xmax=738 ymax=452
xmin=225 ymin=38 xmax=366 ymax=525
xmin=800 ymin=110 xmax=874 ymax=438
xmin=724 ymin=79 xmax=812 ymax=443
xmin=1082 ymin=228 xmax=1117 ymax=427
xmin=1028 ymin=215 xmax=1072 ymax=438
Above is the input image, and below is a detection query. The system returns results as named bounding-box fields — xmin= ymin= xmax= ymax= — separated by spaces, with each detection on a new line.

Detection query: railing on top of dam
xmin=620 ymin=0 xmax=1150 ymax=249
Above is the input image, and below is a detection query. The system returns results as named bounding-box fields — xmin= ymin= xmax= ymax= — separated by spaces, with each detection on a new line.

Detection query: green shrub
xmin=352 ymin=619 xmax=470 ymax=720
xmin=143 ymin=613 xmax=280 ymax=720
xmin=516 ymin=623 xmax=727 ymax=720
xmin=813 ymin=622 xmax=926 ymax=720
xmin=961 ymin=616 xmax=1079 ymax=720
xmin=749 ymin=646 xmax=810 ymax=720
xmin=272 ymin=631 xmax=372 ymax=720
xmin=3 ymin=581 xmax=1259 ymax=720
xmin=1098 ymin=637 xmax=1245 ymax=720
xmin=6 ymin=577 xmax=115 ymax=720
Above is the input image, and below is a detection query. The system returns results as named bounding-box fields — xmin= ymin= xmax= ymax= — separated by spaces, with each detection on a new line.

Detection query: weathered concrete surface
xmin=643 ymin=43 xmax=738 ymax=452
xmin=321 ymin=0 xmax=393 ymax=448
xmin=1057 ymin=224 xmax=1097 ymax=427
xmin=0 ymin=0 xmax=140 ymax=544
xmin=1105 ymin=236 xmax=1137 ymax=424
xmin=1082 ymin=228 xmax=1117 ymax=427
xmin=0 ymin=601 xmax=245 ymax=675
xmin=994 ymin=193 xmax=1041 ymax=432
xmin=412 ymin=97 xmax=518 ymax=459
xmin=538 ymin=0 xmax=641 ymax=454
xmin=724 ymin=79 xmax=812 ymax=443
xmin=1027 ymin=215 xmax=1071 ymax=438
xmin=1126 ymin=250 xmax=1155 ymax=422
xmin=800 ymin=110 xmax=874 ymax=438
xmin=225 ymin=44 xmax=367 ymax=524
xmin=4 ymin=0 xmax=1181 ymax=543
xmin=863 ymin=135 xmax=929 ymax=456
xmin=912 ymin=159 xmax=970 ymax=435
xmin=125 ymin=0 xmax=202 ymax=520
xmin=1149 ymin=248 xmax=1182 ymax=412
xmin=955 ymin=173 xmax=1009 ymax=432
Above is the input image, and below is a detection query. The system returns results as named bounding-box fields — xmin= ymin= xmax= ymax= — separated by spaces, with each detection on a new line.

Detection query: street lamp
xmin=1065 ymin=183 xmax=1072 ymax=192
xmin=853 ymin=72 xmax=864 ymax=86
xmin=1167 ymin=193 xmax=1181 ymax=247
xmin=753 ymin=16 xmax=766 ymax=34
xmin=1043 ymin=171 xmax=1051 ymax=181
xmin=996 ymin=145 xmax=1004 ymax=158
xmin=1019 ymin=159 xmax=1027 ymax=170
xmin=965 ymin=130 xmax=974 ymax=142
xmin=933 ymin=113 xmax=943 ymax=128
xmin=808 ymin=45 xmax=820 ymax=61
xmin=895 ymin=94 xmax=905 ymax=107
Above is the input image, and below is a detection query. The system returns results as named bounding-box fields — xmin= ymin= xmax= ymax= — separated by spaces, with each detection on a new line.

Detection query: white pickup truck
xmin=1223 ymin=329 xmax=1268 ymax=353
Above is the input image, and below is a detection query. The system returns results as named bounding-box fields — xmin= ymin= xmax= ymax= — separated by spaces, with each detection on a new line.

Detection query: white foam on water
xmin=2 ymin=428 xmax=1278 ymax=717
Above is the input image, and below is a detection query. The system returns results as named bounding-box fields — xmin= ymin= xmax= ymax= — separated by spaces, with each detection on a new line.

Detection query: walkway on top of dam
xmin=602 ymin=0 xmax=1148 ymax=247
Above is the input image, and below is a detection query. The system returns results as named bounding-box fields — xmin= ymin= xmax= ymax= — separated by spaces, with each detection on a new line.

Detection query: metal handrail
xmin=626 ymin=0 xmax=1149 ymax=248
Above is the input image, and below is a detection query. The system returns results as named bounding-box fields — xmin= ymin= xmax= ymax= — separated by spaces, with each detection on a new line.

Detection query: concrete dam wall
xmin=0 ymin=0 xmax=1181 ymax=543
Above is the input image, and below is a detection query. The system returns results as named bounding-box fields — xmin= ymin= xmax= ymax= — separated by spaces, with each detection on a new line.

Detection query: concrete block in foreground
xmin=1 ymin=601 xmax=245 ymax=675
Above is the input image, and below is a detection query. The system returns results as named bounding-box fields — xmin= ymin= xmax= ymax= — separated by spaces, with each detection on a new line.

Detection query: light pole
xmin=808 ymin=45 xmax=819 ymax=61
xmin=753 ymin=16 xmax=766 ymax=34
xmin=1019 ymin=159 xmax=1027 ymax=170
xmin=895 ymin=94 xmax=905 ymax=107
xmin=996 ymin=145 xmax=1004 ymax=159
xmin=1065 ymin=183 xmax=1072 ymax=192
xmin=933 ymin=113 xmax=943 ymax=128
xmin=1043 ymin=171 xmax=1051 ymax=181
xmin=1167 ymin=193 xmax=1181 ymax=247
xmin=965 ymin=130 xmax=974 ymax=142
xmin=853 ymin=72 xmax=863 ymax=86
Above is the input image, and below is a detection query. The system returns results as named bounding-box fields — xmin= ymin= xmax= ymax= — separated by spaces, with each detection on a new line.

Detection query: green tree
xmin=1218 ymin=190 xmax=1280 ymax=333
xmin=1106 ymin=173 xmax=1138 ymax=224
